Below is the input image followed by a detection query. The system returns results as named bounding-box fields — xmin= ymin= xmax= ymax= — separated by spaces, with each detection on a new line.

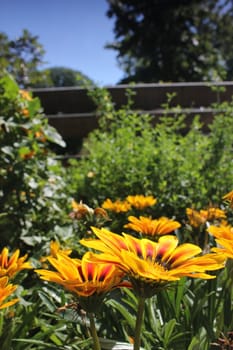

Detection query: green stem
xmin=134 ymin=297 xmax=145 ymax=350
xmin=88 ymin=312 xmax=101 ymax=350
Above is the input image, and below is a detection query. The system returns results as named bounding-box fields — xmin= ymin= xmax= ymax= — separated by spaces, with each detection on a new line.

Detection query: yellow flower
xmin=102 ymin=198 xmax=131 ymax=213
xmin=0 ymin=248 xmax=32 ymax=278
xmin=208 ymin=225 xmax=233 ymax=260
xmin=0 ymin=276 xmax=19 ymax=310
xmin=186 ymin=207 xmax=226 ymax=228
xmin=223 ymin=190 xmax=233 ymax=208
xmin=41 ymin=241 xmax=72 ymax=263
xmin=124 ymin=216 xmax=181 ymax=238
xmin=81 ymin=228 xmax=225 ymax=298
xmin=19 ymin=90 xmax=32 ymax=101
xmin=70 ymin=200 xmax=94 ymax=219
xmin=36 ymin=252 xmax=129 ymax=312
xmin=50 ymin=241 xmax=72 ymax=257
xmin=126 ymin=195 xmax=157 ymax=210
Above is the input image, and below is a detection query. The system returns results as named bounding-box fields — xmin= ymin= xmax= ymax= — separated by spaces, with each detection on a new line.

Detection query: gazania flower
xmin=124 ymin=216 xmax=181 ymax=238
xmin=223 ymin=190 xmax=233 ymax=209
xmin=36 ymin=251 xmax=129 ymax=313
xmin=208 ymin=225 xmax=233 ymax=260
xmin=41 ymin=241 xmax=72 ymax=263
xmin=0 ymin=248 xmax=32 ymax=278
xmin=71 ymin=200 xmax=94 ymax=219
xmin=80 ymin=227 xmax=225 ymax=298
xmin=0 ymin=276 xmax=19 ymax=310
xmin=186 ymin=207 xmax=226 ymax=228
xmin=102 ymin=198 xmax=131 ymax=213
xmin=70 ymin=200 xmax=110 ymax=222
xmin=126 ymin=195 xmax=157 ymax=210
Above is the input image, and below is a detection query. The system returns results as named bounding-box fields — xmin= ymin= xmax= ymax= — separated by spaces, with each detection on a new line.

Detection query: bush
xmin=67 ymin=87 xmax=233 ymax=222
xmin=0 ymin=74 xmax=71 ymax=253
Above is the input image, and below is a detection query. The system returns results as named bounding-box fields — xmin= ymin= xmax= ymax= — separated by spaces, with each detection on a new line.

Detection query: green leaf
xmin=99 ymin=337 xmax=145 ymax=349
xmin=107 ymin=299 xmax=135 ymax=331
xmin=43 ymin=124 xmax=66 ymax=147
xmin=163 ymin=319 xmax=177 ymax=347
xmin=0 ymin=74 xmax=18 ymax=99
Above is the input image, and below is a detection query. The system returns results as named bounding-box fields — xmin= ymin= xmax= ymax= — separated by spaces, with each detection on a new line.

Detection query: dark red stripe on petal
xmin=99 ymin=264 xmax=112 ymax=281
xmin=86 ymin=262 xmax=94 ymax=281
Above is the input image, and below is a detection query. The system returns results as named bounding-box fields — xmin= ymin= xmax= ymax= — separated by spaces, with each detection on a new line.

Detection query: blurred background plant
xmin=0 ymin=73 xmax=74 ymax=255
xmin=67 ymin=86 xmax=233 ymax=228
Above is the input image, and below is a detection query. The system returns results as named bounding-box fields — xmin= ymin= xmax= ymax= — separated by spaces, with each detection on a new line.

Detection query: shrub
xmin=0 ymin=74 xmax=71 ymax=253
xmin=68 ymin=87 xmax=233 ymax=222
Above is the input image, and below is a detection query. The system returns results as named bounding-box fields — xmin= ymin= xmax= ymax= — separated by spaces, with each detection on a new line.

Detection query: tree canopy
xmin=0 ymin=30 xmax=93 ymax=88
xmin=106 ymin=0 xmax=233 ymax=83
xmin=0 ymin=29 xmax=46 ymax=88
xmin=35 ymin=66 xmax=93 ymax=88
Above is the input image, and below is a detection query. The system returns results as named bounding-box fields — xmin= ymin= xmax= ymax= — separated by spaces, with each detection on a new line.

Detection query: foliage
xmin=0 ymin=31 xmax=93 ymax=89
xmin=0 ymin=74 xmax=73 ymax=253
xmin=67 ymin=87 xmax=233 ymax=223
xmin=33 ymin=66 xmax=94 ymax=88
xmin=0 ymin=77 xmax=232 ymax=349
xmin=106 ymin=0 xmax=233 ymax=83
xmin=0 ymin=30 xmax=46 ymax=88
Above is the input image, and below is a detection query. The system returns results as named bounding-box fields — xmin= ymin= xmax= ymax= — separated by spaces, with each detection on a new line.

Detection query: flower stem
xmin=88 ymin=312 xmax=101 ymax=350
xmin=134 ymin=296 xmax=145 ymax=350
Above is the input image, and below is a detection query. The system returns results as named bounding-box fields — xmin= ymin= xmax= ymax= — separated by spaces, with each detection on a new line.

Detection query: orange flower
xmin=71 ymin=200 xmax=94 ymax=217
xmin=21 ymin=108 xmax=29 ymax=117
xmin=41 ymin=241 xmax=72 ymax=262
xmin=19 ymin=90 xmax=32 ymax=101
xmin=81 ymin=227 xmax=225 ymax=298
xmin=0 ymin=277 xmax=19 ymax=310
xmin=208 ymin=225 xmax=233 ymax=260
xmin=126 ymin=195 xmax=157 ymax=210
xmin=223 ymin=190 xmax=233 ymax=208
xmin=35 ymin=131 xmax=46 ymax=142
xmin=36 ymin=252 xmax=129 ymax=312
xmin=186 ymin=207 xmax=226 ymax=228
xmin=102 ymin=198 xmax=131 ymax=213
xmin=124 ymin=216 xmax=181 ymax=238
xmin=20 ymin=150 xmax=35 ymax=160
xmin=0 ymin=248 xmax=32 ymax=278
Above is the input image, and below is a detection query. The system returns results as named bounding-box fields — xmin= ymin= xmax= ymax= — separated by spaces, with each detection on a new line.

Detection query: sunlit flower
xmin=124 ymin=216 xmax=181 ymax=238
xmin=70 ymin=200 xmax=109 ymax=221
xmin=70 ymin=200 xmax=94 ymax=219
xmin=21 ymin=108 xmax=29 ymax=117
xmin=186 ymin=207 xmax=226 ymax=228
xmin=35 ymin=130 xmax=46 ymax=142
xmin=19 ymin=90 xmax=32 ymax=101
xmin=80 ymin=227 xmax=225 ymax=298
xmin=20 ymin=150 xmax=35 ymax=160
xmin=36 ymin=251 xmax=129 ymax=312
xmin=0 ymin=276 xmax=19 ymax=310
xmin=0 ymin=248 xmax=32 ymax=278
xmin=223 ymin=190 xmax=233 ymax=208
xmin=41 ymin=241 xmax=72 ymax=263
xmin=126 ymin=195 xmax=157 ymax=210
xmin=208 ymin=225 xmax=233 ymax=260
xmin=102 ymin=198 xmax=131 ymax=213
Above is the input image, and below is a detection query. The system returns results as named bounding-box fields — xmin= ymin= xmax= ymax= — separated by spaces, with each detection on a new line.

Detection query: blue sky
xmin=0 ymin=0 xmax=124 ymax=86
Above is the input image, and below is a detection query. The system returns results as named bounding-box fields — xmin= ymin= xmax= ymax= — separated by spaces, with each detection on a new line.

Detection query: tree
xmin=0 ymin=31 xmax=93 ymax=88
xmin=106 ymin=0 xmax=233 ymax=83
xmin=34 ymin=66 xmax=93 ymax=88
xmin=0 ymin=29 xmax=46 ymax=88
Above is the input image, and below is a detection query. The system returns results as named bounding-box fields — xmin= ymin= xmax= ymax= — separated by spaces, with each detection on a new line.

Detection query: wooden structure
xmin=31 ymin=82 xmax=233 ymax=154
